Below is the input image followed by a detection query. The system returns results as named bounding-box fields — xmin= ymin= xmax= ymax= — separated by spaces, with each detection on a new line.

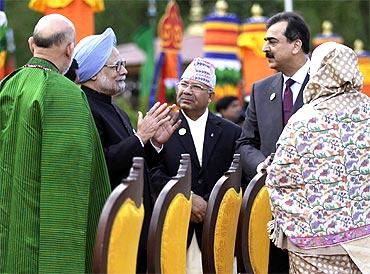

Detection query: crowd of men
xmin=1 ymin=10 xmax=369 ymax=274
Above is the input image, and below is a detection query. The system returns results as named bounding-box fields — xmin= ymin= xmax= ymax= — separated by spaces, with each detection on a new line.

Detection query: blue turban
xmin=73 ymin=28 xmax=117 ymax=83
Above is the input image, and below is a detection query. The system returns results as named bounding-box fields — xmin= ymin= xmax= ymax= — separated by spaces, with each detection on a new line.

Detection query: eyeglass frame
xmin=177 ymin=80 xmax=213 ymax=93
xmin=103 ymin=60 xmax=127 ymax=72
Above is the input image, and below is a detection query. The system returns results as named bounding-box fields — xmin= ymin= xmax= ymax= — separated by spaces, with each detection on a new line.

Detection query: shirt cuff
xmin=150 ymin=139 xmax=163 ymax=153
xmin=134 ymin=134 xmax=144 ymax=147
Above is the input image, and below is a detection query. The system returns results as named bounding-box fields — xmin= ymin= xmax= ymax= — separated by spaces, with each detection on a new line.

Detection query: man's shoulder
xmin=210 ymin=113 xmax=241 ymax=133
xmin=254 ymin=72 xmax=281 ymax=87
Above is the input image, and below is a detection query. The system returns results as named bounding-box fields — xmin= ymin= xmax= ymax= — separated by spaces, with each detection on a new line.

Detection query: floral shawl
xmin=266 ymin=42 xmax=370 ymax=249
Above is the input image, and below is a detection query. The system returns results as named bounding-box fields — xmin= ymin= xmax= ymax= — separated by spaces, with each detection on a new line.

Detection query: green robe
xmin=0 ymin=57 xmax=111 ymax=273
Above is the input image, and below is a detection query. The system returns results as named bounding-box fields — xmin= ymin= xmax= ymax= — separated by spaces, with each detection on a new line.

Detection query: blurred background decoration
xmin=2 ymin=0 xmax=370 ymax=120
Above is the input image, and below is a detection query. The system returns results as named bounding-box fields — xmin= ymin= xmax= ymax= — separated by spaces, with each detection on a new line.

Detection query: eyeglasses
xmin=104 ymin=60 xmax=126 ymax=72
xmin=178 ymin=81 xmax=212 ymax=93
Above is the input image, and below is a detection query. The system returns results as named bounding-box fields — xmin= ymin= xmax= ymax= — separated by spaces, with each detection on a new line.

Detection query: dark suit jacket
xmin=150 ymin=111 xmax=241 ymax=245
xmin=236 ymin=72 xmax=309 ymax=182
xmin=82 ymin=86 xmax=156 ymax=266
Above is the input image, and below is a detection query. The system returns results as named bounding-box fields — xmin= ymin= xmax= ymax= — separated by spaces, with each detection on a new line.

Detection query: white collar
xmin=283 ymin=58 xmax=310 ymax=85
xmin=182 ymin=108 xmax=209 ymax=125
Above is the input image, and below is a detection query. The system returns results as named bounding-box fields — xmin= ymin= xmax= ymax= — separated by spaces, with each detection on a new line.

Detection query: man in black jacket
xmin=74 ymin=28 xmax=179 ymax=273
xmin=150 ymin=57 xmax=241 ymax=271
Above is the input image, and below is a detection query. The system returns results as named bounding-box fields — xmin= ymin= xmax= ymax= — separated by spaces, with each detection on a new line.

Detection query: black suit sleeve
xmin=94 ymin=114 xmax=146 ymax=175
xmin=236 ymin=83 xmax=266 ymax=181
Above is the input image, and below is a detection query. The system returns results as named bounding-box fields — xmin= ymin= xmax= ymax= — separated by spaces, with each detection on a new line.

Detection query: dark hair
xmin=33 ymin=31 xmax=72 ymax=48
xmin=64 ymin=58 xmax=79 ymax=82
xmin=216 ymin=96 xmax=238 ymax=112
xmin=267 ymin=11 xmax=310 ymax=54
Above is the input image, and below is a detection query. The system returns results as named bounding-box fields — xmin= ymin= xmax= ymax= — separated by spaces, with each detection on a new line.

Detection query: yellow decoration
xmin=28 ymin=0 xmax=104 ymax=13
xmin=238 ymin=24 xmax=266 ymax=58
xmin=214 ymin=188 xmax=242 ymax=274
xmin=0 ymin=51 xmax=6 ymax=69
xmin=161 ymin=194 xmax=192 ymax=274
xmin=214 ymin=84 xmax=239 ymax=100
xmin=248 ymin=187 xmax=272 ymax=274
xmin=108 ymin=198 xmax=144 ymax=274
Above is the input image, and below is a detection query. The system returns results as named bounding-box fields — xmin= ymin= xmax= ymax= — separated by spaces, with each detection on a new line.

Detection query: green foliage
xmin=215 ymin=68 xmax=241 ymax=85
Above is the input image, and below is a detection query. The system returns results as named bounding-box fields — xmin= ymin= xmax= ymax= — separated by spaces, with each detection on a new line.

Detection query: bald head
xmin=29 ymin=14 xmax=76 ymax=73
xmin=33 ymin=14 xmax=75 ymax=48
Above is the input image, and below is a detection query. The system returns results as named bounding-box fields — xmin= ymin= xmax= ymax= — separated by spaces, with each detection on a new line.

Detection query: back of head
xmin=33 ymin=14 xmax=75 ymax=49
xmin=30 ymin=14 xmax=75 ymax=73
xmin=216 ymin=96 xmax=238 ymax=112
xmin=267 ymin=11 xmax=310 ymax=54
xmin=304 ymin=42 xmax=364 ymax=106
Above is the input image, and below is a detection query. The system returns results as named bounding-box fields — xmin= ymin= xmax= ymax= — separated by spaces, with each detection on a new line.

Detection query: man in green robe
xmin=0 ymin=14 xmax=110 ymax=273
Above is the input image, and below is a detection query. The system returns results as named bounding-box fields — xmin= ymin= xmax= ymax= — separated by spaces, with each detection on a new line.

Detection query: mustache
xmin=265 ymin=52 xmax=274 ymax=58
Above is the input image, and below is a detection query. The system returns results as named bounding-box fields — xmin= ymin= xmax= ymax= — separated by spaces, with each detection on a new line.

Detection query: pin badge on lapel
xmin=270 ymin=93 xmax=276 ymax=101
xmin=211 ymin=133 xmax=214 ymax=137
xmin=179 ymin=128 xmax=186 ymax=136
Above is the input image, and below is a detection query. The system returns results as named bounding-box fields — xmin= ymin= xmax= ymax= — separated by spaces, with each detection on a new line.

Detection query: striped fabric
xmin=0 ymin=57 xmax=110 ymax=273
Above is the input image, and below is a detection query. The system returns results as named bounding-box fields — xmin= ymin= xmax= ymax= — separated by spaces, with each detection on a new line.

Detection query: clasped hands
xmin=136 ymin=102 xmax=181 ymax=146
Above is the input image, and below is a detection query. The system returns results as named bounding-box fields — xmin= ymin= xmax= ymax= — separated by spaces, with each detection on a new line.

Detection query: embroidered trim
xmin=23 ymin=64 xmax=52 ymax=72
xmin=290 ymin=224 xmax=370 ymax=249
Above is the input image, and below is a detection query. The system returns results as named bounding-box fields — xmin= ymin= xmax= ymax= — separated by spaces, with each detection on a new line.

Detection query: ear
xmin=292 ymin=39 xmax=302 ymax=55
xmin=65 ymin=42 xmax=75 ymax=59
xmin=91 ymin=75 xmax=97 ymax=81
xmin=28 ymin=37 xmax=35 ymax=54
xmin=208 ymin=92 xmax=214 ymax=103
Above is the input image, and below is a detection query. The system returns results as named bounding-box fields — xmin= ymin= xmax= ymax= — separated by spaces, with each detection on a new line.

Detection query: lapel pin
xmin=211 ymin=133 xmax=214 ymax=137
xmin=179 ymin=128 xmax=186 ymax=136
xmin=270 ymin=93 xmax=276 ymax=101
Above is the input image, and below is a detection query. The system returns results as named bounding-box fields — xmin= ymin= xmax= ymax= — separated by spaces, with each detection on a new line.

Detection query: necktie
xmin=283 ymin=78 xmax=295 ymax=126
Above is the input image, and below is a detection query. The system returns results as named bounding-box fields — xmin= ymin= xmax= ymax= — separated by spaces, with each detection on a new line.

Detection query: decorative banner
xmin=148 ymin=0 xmax=183 ymax=109
xmin=29 ymin=0 xmax=104 ymax=42
xmin=133 ymin=24 xmax=155 ymax=111
xmin=238 ymin=15 xmax=274 ymax=96
xmin=0 ymin=11 xmax=7 ymax=79
xmin=358 ymin=52 xmax=370 ymax=97
xmin=203 ymin=12 xmax=241 ymax=101
xmin=312 ymin=21 xmax=343 ymax=49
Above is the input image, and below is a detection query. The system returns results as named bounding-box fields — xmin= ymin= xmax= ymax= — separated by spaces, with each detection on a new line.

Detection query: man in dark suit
xmin=150 ymin=57 xmax=241 ymax=271
xmin=236 ymin=12 xmax=311 ymax=274
xmin=73 ymin=28 xmax=179 ymax=273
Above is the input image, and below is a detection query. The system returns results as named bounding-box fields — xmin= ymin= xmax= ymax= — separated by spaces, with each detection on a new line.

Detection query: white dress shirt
xmin=182 ymin=109 xmax=209 ymax=167
xmin=282 ymin=59 xmax=310 ymax=104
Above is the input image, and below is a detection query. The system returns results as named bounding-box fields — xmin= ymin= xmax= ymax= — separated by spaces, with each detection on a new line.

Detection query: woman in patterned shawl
xmin=266 ymin=42 xmax=370 ymax=273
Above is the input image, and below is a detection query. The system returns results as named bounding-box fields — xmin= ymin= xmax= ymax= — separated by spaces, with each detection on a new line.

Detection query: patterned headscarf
xmin=265 ymin=41 xmax=370 ymax=250
xmin=304 ymin=42 xmax=365 ymax=111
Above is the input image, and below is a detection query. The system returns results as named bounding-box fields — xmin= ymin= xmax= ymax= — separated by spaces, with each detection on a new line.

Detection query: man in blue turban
xmin=74 ymin=28 xmax=180 ymax=273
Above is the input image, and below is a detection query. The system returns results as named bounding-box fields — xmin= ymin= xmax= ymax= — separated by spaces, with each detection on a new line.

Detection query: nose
xmin=262 ymin=41 xmax=269 ymax=52
xmin=183 ymin=85 xmax=192 ymax=94
xmin=119 ymin=65 xmax=128 ymax=75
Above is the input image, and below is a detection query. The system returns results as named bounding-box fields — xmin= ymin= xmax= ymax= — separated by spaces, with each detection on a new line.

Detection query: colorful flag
xmin=203 ymin=11 xmax=242 ymax=101
xmin=133 ymin=24 xmax=155 ymax=111
xmin=149 ymin=0 xmax=183 ymax=109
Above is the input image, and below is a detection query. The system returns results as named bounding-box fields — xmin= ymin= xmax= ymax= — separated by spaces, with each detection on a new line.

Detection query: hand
xmin=151 ymin=104 xmax=181 ymax=146
xmin=256 ymin=154 xmax=273 ymax=173
xmin=136 ymin=102 xmax=171 ymax=144
xmin=190 ymin=193 xmax=207 ymax=223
